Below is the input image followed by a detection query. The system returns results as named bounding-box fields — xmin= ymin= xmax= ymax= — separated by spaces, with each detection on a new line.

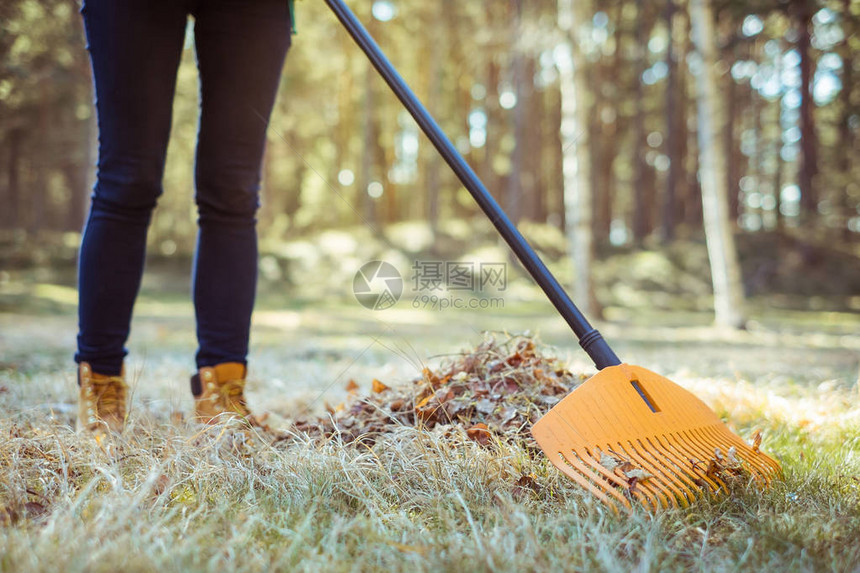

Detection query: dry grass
xmin=1 ymin=318 xmax=860 ymax=572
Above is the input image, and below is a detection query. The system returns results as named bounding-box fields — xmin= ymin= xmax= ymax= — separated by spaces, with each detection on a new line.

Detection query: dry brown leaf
xmin=500 ymin=407 xmax=518 ymax=425
xmin=293 ymin=334 xmax=586 ymax=446
xmin=372 ymin=379 xmax=389 ymax=393
xmin=512 ymin=474 xmax=541 ymax=500
xmin=624 ymin=468 xmax=653 ymax=481
xmin=422 ymin=367 xmax=440 ymax=387
xmin=726 ymin=446 xmax=741 ymax=467
xmin=476 ymin=398 xmax=496 ymax=415
xmin=706 ymin=459 xmax=722 ymax=480
xmin=385 ymin=541 xmax=430 ymax=555
xmin=22 ymin=502 xmax=47 ymax=520
xmin=153 ymin=474 xmax=171 ymax=496
xmin=466 ymin=423 xmax=491 ymax=446
xmin=600 ymin=452 xmax=622 ymax=472
xmin=345 ymin=380 xmax=359 ymax=394
xmin=750 ymin=430 xmax=763 ymax=453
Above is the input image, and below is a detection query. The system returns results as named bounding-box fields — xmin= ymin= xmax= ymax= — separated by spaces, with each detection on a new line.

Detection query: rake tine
xmin=653 ymin=433 xmax=713 ymax=487
xmin=662 ymin=432 xmax=728 ymax=492
xmin=611 ymin=442 xmax=679 ymax=509
xmin=623 ymin=440 xmax=692 ymax=507
xmin=707 ymin=424 xmax=780 ymax=478
xmin=701 ymin=425 xmax=779 ymax=482
xmin=641 ymin=435 xmax=705 ymax=495
xmin=556 ymin=451 xmax=631 ymax=508
xmin=531 ymin=365 xmax=782 ymax=509
xmin=578 ymin=448 xmax=661 ymax=510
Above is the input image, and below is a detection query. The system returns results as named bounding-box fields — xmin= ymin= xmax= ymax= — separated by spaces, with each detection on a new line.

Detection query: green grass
xmin=1 ymin=288 xmax=859 ymax=572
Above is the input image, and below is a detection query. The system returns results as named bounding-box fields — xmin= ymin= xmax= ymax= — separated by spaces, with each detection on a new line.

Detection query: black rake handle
xmin=324 ymin=0 xmax=621 ymax=370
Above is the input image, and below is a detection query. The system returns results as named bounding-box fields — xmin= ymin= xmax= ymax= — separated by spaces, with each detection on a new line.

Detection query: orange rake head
xmin=531 ymin=364 xmax=781 ymax=510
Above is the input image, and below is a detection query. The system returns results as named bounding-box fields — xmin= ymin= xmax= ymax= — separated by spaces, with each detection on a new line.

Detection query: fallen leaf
xmin=600 ymin=454 xmax=618 ymax=471
xmin=153 ymin=474 xmax=171 ymax=496
xmin=624 ymin=468 xmax=653 ymax=481
xmin=22 ymin=502 xmax=47 ymax=520
xmin=600 ymin=452 xmax=624 ymax=472
xmin=466 ymin=423 xmax=491 ymax=446
xmin=512 ymin=474 xmax=541 ymax=500
xmin=385 ymin=541 xmax=430 ymax=555
xmin=750 ymin=430 xmax=762 ymax=453
xmin=435 ymin=388 xmax=455 ymax=404
xmin=444 ymin=398 xmax=469 ymax=416
xmin=0 ymin=506 xmax=14 ymax=526
xmin=500 ymin=407 xmax=518 ymax=425
xmin=372 ymin=379 xmax=389 ymax=393
xmin=706 ymin=459 xmax=722 ymax=480
xmin=476 ymin=398 xmax=495 ymax=415
xmin=726 ymin=446 xmax=741 ymax=467
xmin=422 ymin=367 xmax=440 ymax=387
xmin=493 ymin=377 xmax=520 ymax=394
xmin=345 ymin=380 xmax=359 ymax=394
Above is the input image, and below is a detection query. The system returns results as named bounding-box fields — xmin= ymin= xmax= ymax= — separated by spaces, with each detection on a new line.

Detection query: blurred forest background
xmin=0 ymin=0 xmax=858 ymax=324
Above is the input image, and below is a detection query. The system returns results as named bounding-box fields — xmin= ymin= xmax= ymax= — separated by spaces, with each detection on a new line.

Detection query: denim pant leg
xmin=76 ymin=0 xmax=188 ymax=375
xmin=191 ymin=1 xmax=291 ymax=369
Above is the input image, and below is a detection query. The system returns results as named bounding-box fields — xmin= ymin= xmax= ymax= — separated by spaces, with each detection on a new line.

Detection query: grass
xmin=1 ymin=283 xmax=859 ymax=572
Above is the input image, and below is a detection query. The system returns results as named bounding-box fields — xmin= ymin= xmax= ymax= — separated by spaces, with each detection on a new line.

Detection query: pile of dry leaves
xmin=291 ymin=335 xmax=586 ymax=447
xmin=282 ymin=334 xmax=764 ymax=502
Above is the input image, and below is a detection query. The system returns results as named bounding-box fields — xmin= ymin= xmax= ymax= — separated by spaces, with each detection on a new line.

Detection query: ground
xmin=1 ymin=265 xmax=859 ymax=572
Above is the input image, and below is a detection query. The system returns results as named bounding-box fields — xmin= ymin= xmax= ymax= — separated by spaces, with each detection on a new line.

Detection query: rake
xmin=325 ymin=0 xmax=782 ymax=510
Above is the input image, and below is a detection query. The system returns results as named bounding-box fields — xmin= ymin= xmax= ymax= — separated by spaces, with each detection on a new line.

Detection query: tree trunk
xmin=632 ymin=0 xmax=650 ymax=244
xmin=839 ymin=0 xmax=854 ymax=241
xmin=558 ymin=0 xmax=599 ymax=318
xmin=796 ymin=0 xmax=818 ymax=221
xmin=425 ymin=25 xmax=443 ymax=235
xmin=772 ymin=45 xmax=786 ymax=232
xmin=724 ymin=42 xmax=740 ymax=223
xmin=360 ymin=58 xmax=378 ymax=230
xmin=549 ymin=85 xmax=566 ymax=231
xmin=525 ymin=57 xmax=545 ymax=222
xmin=682 ymin=7 xmax=703 ymax=234
xmin=592 ymin=0 xmax=624 ymax=247
xmin=506 ymin=0 xmax=525 ymax=225
xmin=661 ymin=0 xmax=679 ymax=243
xmin=6 ymin=129 xmax=23 ymax=230
xmin=689 ymin=0 xmax=746 ymax=329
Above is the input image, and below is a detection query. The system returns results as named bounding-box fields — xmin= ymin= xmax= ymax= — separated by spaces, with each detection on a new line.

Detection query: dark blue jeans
xmin=76 ymin=0 xmax=291 ymax=375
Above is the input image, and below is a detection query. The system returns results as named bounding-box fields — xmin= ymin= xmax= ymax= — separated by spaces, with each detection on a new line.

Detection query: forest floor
xmin=1 ymin=264 xmax=859 ymax=572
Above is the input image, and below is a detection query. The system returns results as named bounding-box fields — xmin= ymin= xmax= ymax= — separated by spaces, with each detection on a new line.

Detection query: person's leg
xmin=76 ymin=0 xmax=188 ymax=375
xmin=191 ymin=0 xmax=291 ymax=369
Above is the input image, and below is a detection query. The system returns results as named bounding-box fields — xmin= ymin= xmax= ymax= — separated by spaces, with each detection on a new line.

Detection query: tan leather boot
xmin=191 ymin=362 xmax=255 ymax=424
xmin=77 ymin=362 xmax=127 ymax=434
